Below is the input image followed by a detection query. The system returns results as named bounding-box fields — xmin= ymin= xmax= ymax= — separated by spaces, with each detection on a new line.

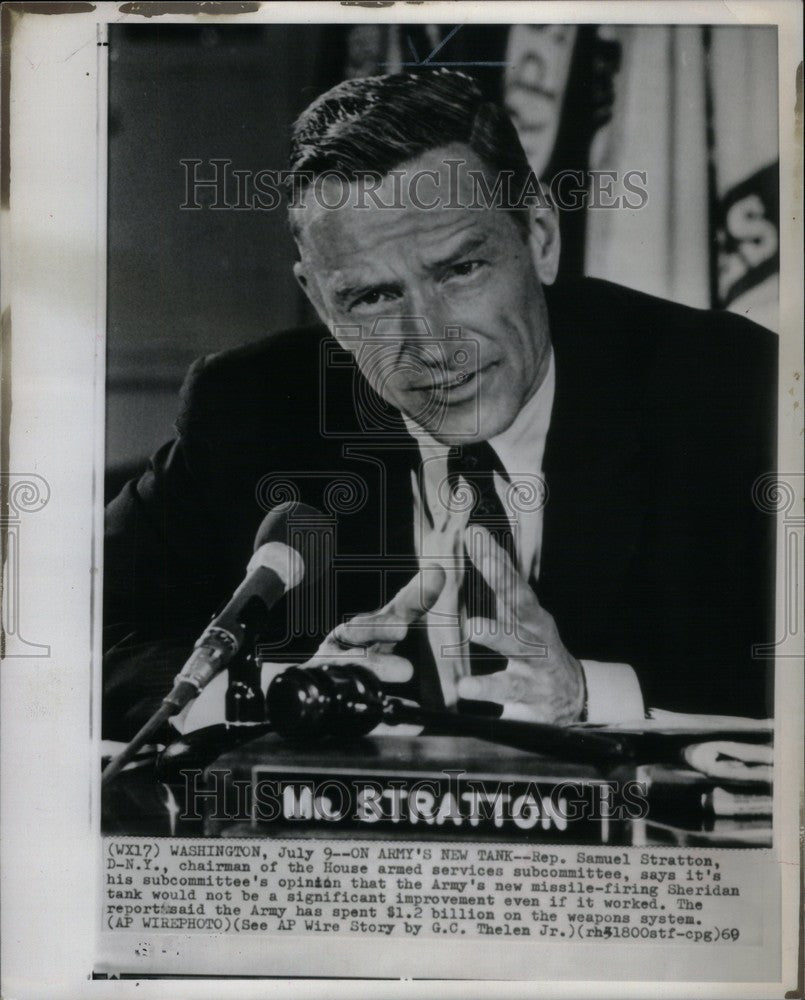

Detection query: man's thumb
xmin=386 ymin=563 xmax=445 ymax=623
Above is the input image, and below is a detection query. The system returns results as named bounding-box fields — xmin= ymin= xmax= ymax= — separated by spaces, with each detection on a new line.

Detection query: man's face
xmin=293 ymin=145 xmax=559 ymax=443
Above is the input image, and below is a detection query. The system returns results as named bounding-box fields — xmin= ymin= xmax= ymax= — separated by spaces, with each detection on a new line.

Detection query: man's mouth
xmin=409 ymin=361 xmax=498 ymax=398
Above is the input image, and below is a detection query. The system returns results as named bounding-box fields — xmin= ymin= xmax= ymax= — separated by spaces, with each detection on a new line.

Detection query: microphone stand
xmin=225 ymin=649 xmax=265 ymax=723
xmin=103 ymin=648 xmax=273 ymax=788
xmin=102 ymin=500 xmax=333 ymax=788
xmin=101 ymin=702 xmax=177 ymax=787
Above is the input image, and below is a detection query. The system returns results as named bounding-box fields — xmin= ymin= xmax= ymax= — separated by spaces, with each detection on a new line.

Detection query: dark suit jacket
xmin=103 ymin=279 xmax=777 ymax=739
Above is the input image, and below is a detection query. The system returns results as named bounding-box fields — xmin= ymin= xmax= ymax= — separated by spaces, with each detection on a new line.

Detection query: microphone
xmin=101 ymin=501 xmax=331 ymax=787
xmin=164 ymin=501 xmax=331 ymax=713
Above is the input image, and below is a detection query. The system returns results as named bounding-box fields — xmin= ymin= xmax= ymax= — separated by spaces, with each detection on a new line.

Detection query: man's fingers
xmin=457 ymin=674 xmax=555 ymax=721
xmin=384 ymin=563 xmax=446 ymax=625
xmin=499 ymin=701 xmax=556 ymax=723
xmin=457 ymin=661 xmax=582 ymax=725
xmin=305 ymin=647 xmax=414 ymax=683
xmin=464 ymin=525 xmax=537 ymax=624
xmin=465 ymin=617 xmax=548 ymax=660
xmin=456 ymin=661 xmax=553 ymax=707
xmin=325 ymin=564 xmax=445 ymax=652
xmin=330 ymin=617 xmax=407 ymax=649
xmin=456 ymin=672 xmax=512 ymax=704
xmin=363 ymin=651 xmax=415 ymax=683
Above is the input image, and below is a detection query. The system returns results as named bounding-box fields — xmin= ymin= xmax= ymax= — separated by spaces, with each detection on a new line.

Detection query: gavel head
xmin=266 ymin=663 xmax=387 ymax=741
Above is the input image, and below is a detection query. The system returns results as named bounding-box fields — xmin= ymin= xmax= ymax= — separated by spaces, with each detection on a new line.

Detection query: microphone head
xmin=254 ymin=501 xmax=332 ymax=583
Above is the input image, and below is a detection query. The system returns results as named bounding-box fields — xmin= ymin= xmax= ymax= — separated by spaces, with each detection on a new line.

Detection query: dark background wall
xmin=106 ymin=24 xmax=325 ymax=483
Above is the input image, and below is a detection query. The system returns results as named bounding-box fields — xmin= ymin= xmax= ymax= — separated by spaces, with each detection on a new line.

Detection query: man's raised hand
xmin=457 ymin=524 xmax=586 ymax=725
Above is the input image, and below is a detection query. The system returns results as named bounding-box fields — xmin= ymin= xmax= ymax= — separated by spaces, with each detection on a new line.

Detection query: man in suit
xmin=103 ymin=69 xmax=776 ymax=741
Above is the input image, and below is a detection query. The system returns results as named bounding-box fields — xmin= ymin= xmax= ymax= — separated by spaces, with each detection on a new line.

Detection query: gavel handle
xmin=383 ymin=699 xmax=633 ymax=764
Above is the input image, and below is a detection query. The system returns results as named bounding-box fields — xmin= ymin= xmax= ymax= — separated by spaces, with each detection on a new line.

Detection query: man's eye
xmin=444 ymin=260 xmax=486 ymax=280
xmin=350 ymin=288 xmax=396 ymax=312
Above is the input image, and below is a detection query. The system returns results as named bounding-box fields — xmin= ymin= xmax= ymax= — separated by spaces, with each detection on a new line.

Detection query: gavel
xmin=266 ymin=663 xmax=633 ymax=764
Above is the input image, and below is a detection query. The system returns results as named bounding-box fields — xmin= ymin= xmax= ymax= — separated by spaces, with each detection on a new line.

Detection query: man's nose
xmin=411 ymin=287 xmax=452 ymax=334
xmin=366 ymin=292 xmax=452 ymax=362
xmin=402 ymin=290 xmax=453 ymax=360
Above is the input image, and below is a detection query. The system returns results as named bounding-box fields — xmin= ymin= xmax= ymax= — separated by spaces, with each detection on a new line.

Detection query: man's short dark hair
xmin=287 ymin=68 xmax=537 ymax=231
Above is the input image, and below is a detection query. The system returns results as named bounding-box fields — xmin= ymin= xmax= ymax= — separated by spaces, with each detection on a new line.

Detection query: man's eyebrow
xmin=332 ymin=278 xmax=398 ymax=305
xmin=330 ymin=234 xmax=491 ymax=302
xmin=426 ymin=234 xmax=490 ymax=271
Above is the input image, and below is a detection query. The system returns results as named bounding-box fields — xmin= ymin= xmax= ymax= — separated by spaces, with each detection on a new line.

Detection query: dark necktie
xmin=447 ymin=441 xmax=514 ymax=676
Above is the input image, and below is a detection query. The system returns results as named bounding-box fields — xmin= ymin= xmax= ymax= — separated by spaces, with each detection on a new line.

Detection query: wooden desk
xmin=101 ymin=732 xmax=772 ymax=847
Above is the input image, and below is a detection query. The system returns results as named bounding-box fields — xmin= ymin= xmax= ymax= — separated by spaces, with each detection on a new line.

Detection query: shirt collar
xmin=489 ymin=348 xmax=555 ymax=476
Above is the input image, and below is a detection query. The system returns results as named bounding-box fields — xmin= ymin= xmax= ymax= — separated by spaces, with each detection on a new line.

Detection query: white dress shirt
xmin=404 ymin=350 xmax=644 ymax=722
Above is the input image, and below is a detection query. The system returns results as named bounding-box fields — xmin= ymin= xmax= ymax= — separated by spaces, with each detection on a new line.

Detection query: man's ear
xmin=528 ymin=200 xmax=561 ymax=286
xmin=293 ymin=260 xmax=329 ymax=326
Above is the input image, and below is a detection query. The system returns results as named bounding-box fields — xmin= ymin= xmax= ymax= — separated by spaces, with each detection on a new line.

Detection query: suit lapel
xmin=538 ymin=304 xmax=648 ymax=651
